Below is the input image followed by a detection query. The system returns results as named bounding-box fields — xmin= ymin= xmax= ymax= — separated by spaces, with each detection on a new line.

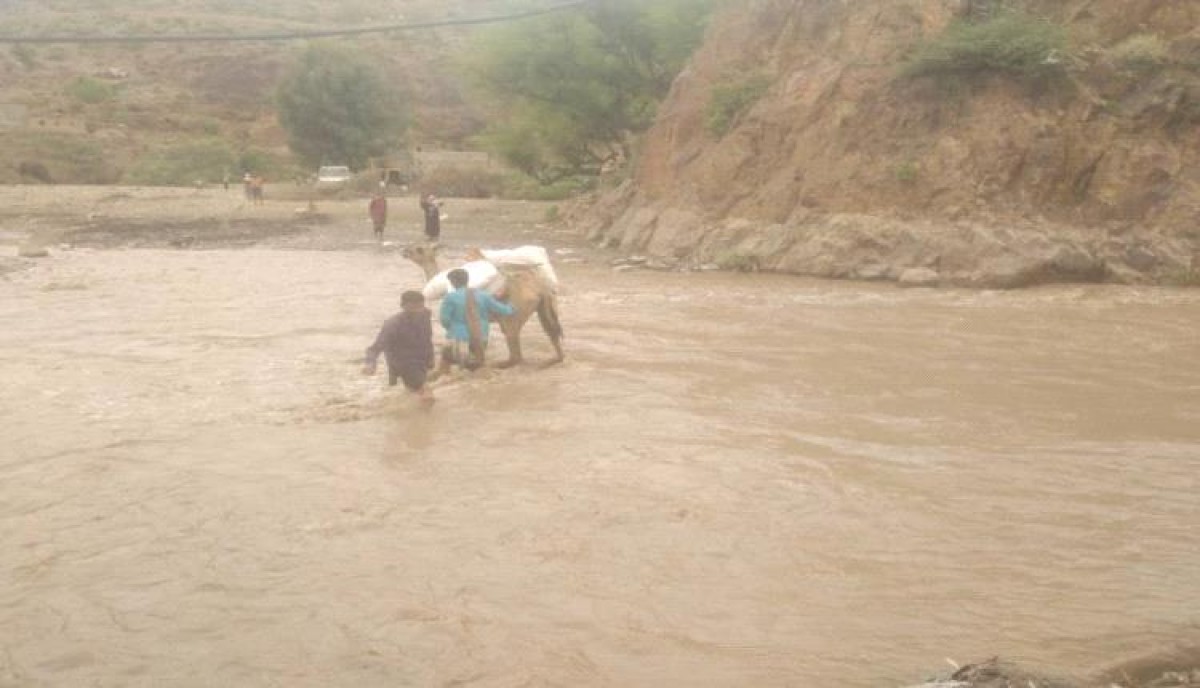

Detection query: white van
xmin=316 ymin=165 xmax=352 ymax=185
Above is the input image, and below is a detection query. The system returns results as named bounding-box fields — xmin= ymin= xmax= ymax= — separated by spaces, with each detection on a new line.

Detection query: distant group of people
xmin=363 ymin=268 xmax=513 ymax=405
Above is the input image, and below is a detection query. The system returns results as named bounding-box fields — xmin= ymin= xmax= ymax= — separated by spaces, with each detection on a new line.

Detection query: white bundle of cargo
xmin=420 ymin=245 xmax=560 ymax=301
xmin=475 ymin=246 xmax=560 ymax=292
xmin=421 ymin=260 xmax=504 ymax=301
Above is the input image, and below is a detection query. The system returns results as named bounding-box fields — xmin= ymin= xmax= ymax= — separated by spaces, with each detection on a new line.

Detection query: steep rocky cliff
xmin=577 ymin=0 xmax=1200 ymax=286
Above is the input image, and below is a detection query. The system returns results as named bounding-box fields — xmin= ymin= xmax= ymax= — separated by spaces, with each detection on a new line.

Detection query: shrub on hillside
xmin=124 ymin=140 xmax=237 ymax=186
xmin=12 ymin=45 xmax=37 ymax=70
xmin=706 ymin=74 xmax=771 ymax=137
xmin=902 ymin=12 xmax=1067 ymax=81
xmin=235 ymin=149 xmax=299 ymax=182
xmin=1111 ymin=33 xmax=1169 ymax=72
xmin=894 ymin=160 xmax=920 ymax=183
xmin=413 ymin=166 xmax=592 ymax=201
xmin=17 ymin=161 xmax=53 ymax=183
xmin=502 ymin=173 xmax=594 ymax=201
xmin=66 ymin=76 xmax=117 ymax=105
xmin=123 ymin=143 xmax=300 ymax=187
xmin=6 ymin=132 xmax=120 ymax=184
xmin=417 ymin=167 xmax=506 ymax=199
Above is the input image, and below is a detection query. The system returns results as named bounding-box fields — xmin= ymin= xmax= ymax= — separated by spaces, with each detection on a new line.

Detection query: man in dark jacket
xmin=420 ymin=193 xmax=441 ymax=241
xmin=363 ymin=290 xmax=436 ymax=403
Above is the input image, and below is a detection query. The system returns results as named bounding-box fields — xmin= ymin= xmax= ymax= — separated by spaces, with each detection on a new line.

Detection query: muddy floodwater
xmin=2 ymin=196 xmax=1199 ymax=686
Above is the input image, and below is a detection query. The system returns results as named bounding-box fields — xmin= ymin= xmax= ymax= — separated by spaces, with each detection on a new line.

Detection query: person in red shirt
xmin=368 ymin=190 xmax=388 ymax=241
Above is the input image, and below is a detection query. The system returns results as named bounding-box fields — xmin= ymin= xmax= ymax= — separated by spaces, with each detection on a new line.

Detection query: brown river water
xmin=2 ymin=237 xmax=1199 ymax=686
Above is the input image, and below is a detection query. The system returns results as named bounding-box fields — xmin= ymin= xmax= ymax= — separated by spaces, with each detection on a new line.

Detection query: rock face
xmin=576 ymin=0 xmax=1200 ymax=287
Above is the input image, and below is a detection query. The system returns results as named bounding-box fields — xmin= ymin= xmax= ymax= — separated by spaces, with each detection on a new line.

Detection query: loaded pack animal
xmin=402 ymin=242 xmax=564 ymax=368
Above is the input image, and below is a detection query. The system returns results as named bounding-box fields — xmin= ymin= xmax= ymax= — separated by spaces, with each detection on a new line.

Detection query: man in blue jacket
xmin=439 ymin=268 xmax=514 ymax=371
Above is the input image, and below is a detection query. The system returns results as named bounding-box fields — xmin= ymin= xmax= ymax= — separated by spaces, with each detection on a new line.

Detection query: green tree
xmin=467 ymin=0 xmax=716 ymax=183
xmin=275 ymin=43 xmax=406 ymax=170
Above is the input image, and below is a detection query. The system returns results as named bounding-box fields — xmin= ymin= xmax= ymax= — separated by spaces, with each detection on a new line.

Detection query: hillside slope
xmin=578 ymin=0 xmax=1200 ymax=286
xmin=0 ymin=0 xmax=483 ymax=184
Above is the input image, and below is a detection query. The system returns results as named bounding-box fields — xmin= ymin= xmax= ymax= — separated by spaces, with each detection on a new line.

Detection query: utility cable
xmin=0 ymin=0 xmax=591 ymax=44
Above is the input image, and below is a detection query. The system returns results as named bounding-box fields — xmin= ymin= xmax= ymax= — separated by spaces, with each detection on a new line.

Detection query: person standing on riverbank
xmin=420 ymin=193 xmax=441 ymax=241
xmin=369 ymin=190 xmax=388 ymax=241
xmin=250 ymin=175 xmax=265 ymax=205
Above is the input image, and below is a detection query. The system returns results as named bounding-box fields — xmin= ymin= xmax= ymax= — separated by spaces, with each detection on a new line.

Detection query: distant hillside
xmin=579 ymin=0 xmax=1200 ymax=286
xmin=0 ymin=0 xmax=493 ymax=184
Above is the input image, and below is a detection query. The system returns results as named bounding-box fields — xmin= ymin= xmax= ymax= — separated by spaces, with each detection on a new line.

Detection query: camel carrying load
xmin=418 ymin=246 xmax=559 ymax=302
xmin=471 ymin=246 xmax=559 ymax=291
xmin=403 ymin=243 xmax=564 ymax=368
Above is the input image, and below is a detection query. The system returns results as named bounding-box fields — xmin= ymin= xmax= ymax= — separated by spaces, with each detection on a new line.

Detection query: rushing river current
xmin=2 ymin=244 xmax=1198 ymax=687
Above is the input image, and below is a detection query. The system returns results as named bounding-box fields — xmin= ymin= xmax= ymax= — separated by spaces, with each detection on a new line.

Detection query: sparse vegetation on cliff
xmin=705 ymin=74 xmax=771 ymax=137
xmin=66 ymin=76 xmax=118 ymax=105
xmin=1110 ymin=33 xmax=1170 ymax=72
xmin=901 ymin=11 xmax=1067 ymax=82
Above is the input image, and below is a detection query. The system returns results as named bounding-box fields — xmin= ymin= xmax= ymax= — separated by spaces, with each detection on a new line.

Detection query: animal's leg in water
xmin=541 ymin=337 xmax=564 ymax=369
xmin=536 ymin=295 xmax=565 ymax=368
xmin=496 ymin=319 xmax=523 ymax=368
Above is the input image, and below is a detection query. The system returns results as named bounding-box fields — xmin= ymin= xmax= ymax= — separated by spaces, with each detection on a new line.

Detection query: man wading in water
xmin=438 ymin=268 xmax=513 ymax=372
xmin=363 ymin=290 xmax=436 ymax=404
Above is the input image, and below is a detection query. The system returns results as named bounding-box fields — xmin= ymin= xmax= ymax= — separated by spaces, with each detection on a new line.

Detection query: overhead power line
xmin=0 ymin=0 xmax=591 ymax=44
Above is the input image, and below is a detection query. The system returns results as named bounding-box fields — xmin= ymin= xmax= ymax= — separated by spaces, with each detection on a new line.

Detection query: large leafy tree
xmin=275 ymin=43 xmax=406 ymax=169
xmin=467 ymin=0 xmax=716 ymax=183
